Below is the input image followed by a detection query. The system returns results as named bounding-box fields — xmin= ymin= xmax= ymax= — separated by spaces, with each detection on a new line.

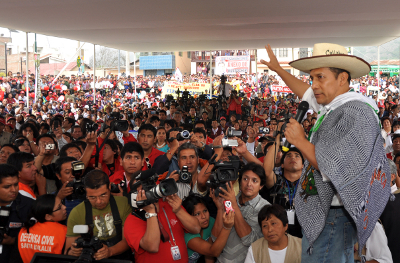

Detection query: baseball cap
xmin=220 ymin=117 xmax=226 ymax=120
xmin=7 ymin=117 xmax=16 ymax=122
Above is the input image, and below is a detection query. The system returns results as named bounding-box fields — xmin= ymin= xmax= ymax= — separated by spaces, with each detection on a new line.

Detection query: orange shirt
xmin=18 ymin=222 xmax=67 ymax=263
xmin=19 ymin=182 xmax=36 ymax=200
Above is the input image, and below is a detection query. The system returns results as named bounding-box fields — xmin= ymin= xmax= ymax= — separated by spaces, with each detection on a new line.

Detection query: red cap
xmin=21 ymin=111 xmax=27 ymax=115
xmin=6 ymin=117 xmax=16 ymax=122
xmin=96 ymin=119 xmax=104 ymax=123
xmin=220 ymin=117 xmax=226 ymax=120
xmin=5 ymin=123 xmax=14 ymax=129
xmin=19 ymin=100 xmax=24 ymax=104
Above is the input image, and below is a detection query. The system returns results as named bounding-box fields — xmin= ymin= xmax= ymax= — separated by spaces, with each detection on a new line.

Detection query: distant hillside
xmin=353 ymin=37 xmax=400 ymax=63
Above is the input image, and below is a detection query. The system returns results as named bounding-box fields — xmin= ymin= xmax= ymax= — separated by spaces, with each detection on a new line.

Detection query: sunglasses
xmin=145 ymin=157 xmax=151 ymax=169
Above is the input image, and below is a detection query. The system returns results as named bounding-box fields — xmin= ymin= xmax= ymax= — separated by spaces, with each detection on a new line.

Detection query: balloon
xmin=73 ymin=86 xmax=79 ymax=91
xmin=54 ymin=84 xmax=61 ymax=90
xmin=62 ymin=85 xmax=68 ymax=90
xmin=44 ymin=86 xmax=49 ymax=91
xmin=29 ymin=93 xmax=35 ymax=98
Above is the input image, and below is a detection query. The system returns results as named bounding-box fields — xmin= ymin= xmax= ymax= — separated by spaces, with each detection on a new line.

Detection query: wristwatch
xmin=145 ymin=212 xmax=157 ymax=219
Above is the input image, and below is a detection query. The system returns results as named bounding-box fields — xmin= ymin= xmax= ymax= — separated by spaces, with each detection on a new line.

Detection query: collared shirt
xmin=212 ymin=193 xmax=269 ymax=263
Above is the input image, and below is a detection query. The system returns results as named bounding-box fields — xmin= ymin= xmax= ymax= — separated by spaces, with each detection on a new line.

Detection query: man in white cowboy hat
xmin=261 ymin=43 xmax=392 ymax=263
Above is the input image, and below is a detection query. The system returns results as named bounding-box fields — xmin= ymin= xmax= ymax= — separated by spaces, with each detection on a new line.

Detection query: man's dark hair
xmin=54 ymin=156 xmax=77 ymax=175
xmin=239 ymin=162 xmax=267 ymax=187
xmin=159 ymin=110 xmax=167 ymax=115
xmin=121 ymin=142 xmax=144 ymax=159
xmin=104 ymin=139 xmax=118 ymax=159
xmin=329 ymin=67 xmax=351 ymax=84
xmin=65 ymin=117 xmax=75 ymax=125
xmin=59 ymin=143 xmax=82 ymax=158
xmin=177 ymin=142 xmax=198 ymax=159
xmin=84 ymin=170 xmax=110 ymax=189
xmin=149 ymin=116 xmax=160 ymax=124
xmin=40 ymin=123 xmax=50 ymax=131
xmin=138 ymin=123 xmax=157 ymax=137
xmin=166 ymin=127 xmax=183 ymax=140
xmin=258 ymin=204 xmax=288 ymax=229
xmin=73 ymin=140 xmax=87 ymax=151
xmin=17 ymin=122 xmax=39 ymax=138
xmin=2 ymin=144 xmax=20 ymax=154
xmin=164 ymin=119 xmax=177 ymax=129
xmin=182 ymin=193 xmax=207 ymax=216
xmin=193 ymin=127 xmax=206 ymax=138
xmin=195 ymin=120 xmax=206 ymax=127
xmin=280 ymin=147 xmax=305 ymax=165
xmin=394 ymin=152 xmax=400 ymax=165
xmin=36 ymin=134 xmax=58 ymax=149
xmin=0 ymin=164 xmax=19 ymax=184
xmin=7 ymin=152 xmax=35 ymax=172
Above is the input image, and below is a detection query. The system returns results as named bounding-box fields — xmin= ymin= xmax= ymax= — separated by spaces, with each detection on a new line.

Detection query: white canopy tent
xmin=1 ymin=0 xmax=400 ymax=52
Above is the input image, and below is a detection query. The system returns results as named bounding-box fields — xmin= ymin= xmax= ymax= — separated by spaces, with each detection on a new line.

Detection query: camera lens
xmin=181 ymin=130 xmax=190 ymax=139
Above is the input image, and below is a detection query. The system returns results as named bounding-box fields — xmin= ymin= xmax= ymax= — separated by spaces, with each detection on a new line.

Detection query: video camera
xmin=72 ymin=225 xmax=103 ymax=263
xmin=86 ymin=121 xmax=99 ymax=133
xmin=252 ymin=97 xmax=260 ymax=106
xmin=226 ymin=127 xmax=242 ymax=137
xmin=0 ymin=207 xmax=11 ymax=244
xmin=66 ymin=161 xmax=86 ymax=200
xmin=178 ymin=166 xmax=191 ymax=184
xmin=207 ymin=155 xmax=240 ymax=197
xmin=104 ymin=112 xmax=129 ymax=132
xmin=130 ymin=169 xmax=178 ymax=210
xmin=259 ymin=127 xmax=270 ymax=134
xmin=110 ymin=180 xmax=126 ymax=194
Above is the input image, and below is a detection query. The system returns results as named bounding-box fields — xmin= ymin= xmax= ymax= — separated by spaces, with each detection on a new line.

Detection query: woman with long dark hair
xmin=18 ymin=194 xmax=67 ymax=263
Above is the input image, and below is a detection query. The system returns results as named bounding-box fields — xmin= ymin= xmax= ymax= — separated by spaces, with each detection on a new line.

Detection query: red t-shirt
xmin=124 ymin=199 xmax=189 ymax=263
xmin=206 ymin=136 xmax=214 ymax=145
xmin=109 ymin=171 xmax=131 ymax=193
xmin=142 ymin=147 xmax=164 ymax=170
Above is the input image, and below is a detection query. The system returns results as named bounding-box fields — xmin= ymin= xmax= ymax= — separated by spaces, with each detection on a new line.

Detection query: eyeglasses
xmin=87 ymin=193 xmax=109 ymax=201
xmin=145 ymin=157 xmax=151 ymax=169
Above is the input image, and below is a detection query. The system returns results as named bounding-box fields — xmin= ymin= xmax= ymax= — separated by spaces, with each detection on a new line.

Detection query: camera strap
xmin=162 ymin=207 xmax=176 ymax=246
xmin=84 ymin=196 xmax=122 ymax=245
xmin=94 ymin=130 xmax=112 ymax=167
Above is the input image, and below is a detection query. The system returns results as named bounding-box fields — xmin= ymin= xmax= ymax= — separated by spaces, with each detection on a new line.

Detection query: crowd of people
xmin=0 ymin=42 xmax=399 ymax=263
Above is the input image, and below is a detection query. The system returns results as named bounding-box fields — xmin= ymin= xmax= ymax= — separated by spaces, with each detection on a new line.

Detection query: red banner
xmin=271 ymin=85 xmax=293 ymax=93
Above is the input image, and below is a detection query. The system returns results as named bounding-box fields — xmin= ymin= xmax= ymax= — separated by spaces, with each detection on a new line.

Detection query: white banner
xmin=215 ymin=55 xmax=250 ymax=75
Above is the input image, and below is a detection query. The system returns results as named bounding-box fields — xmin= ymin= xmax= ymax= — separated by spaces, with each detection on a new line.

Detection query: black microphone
xmin=282 ymin=101 xmax=309 ymax=152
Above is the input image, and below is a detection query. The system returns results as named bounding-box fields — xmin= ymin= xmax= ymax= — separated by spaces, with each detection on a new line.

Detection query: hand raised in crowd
xmin=218 ymin=182 xmax=238 ymax=209
xmin=190 ymin=133 xmax=204 ymax=148
xmin=213 ymin=134 xmax=224 ymax=148
xmin=26 ymin=131 xmax=34 ymax=142
xmin=260 ymin=44 xmax=281 ymax=73
xmin=166 ymin=193 xmax=182 ymax=214
xmin=210 ymin=189 xmax=224 ymax=210
xmin=93 ymin=243 xmax=111 ymax=261
xmin=57 ymin=180 xmax=74 ymax=200
xmin=37 ymin=141 xmax=46 ymax=157
xmin=168 ymin=137 xmax=179 ymax=151
xmin=284 ymin=118 xmax=306 ymax=146
xmin=222 ymin=209 xmax=235 ymax=229
xmin=169 ymin=170 xmax=180 ymax=182
xmin=86 ymin=131 xmax=97 ymax=146
xmin=233 ymin=137 xmax=247 ymax=155
xmin=137 ymin=189 xmax=156 ymax=213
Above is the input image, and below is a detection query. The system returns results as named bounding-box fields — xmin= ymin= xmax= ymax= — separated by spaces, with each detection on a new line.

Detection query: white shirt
xmin=364 ymin=223 xmax=393 ymax=263
xmin=244 ymin=245 xmax=287 ymax=263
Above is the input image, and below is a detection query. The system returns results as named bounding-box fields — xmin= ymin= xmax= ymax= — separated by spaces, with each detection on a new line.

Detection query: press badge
xmin=287 ymin=210 xmax=295 ymax=225
xmin=171 ymin=246 xmax=181 ymax=260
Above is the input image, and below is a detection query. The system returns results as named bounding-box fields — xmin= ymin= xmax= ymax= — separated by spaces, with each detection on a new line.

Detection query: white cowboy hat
xmin=289 ymin=43 xmax=371 ymax=79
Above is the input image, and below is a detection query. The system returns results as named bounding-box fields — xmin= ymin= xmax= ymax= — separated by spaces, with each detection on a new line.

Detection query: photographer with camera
xmin=212 ymin=163 xmax=270 ymax=263
xmin=251 ymin=100 xmax=268 ymax=126
xmin=227 ymin=90 xmax=242 ymax=121
xmin=18 ymin=194 xmax=68 ymax=263
xmin=65 ymin=170 xmax=132 ymax=260
xmin=109 ymin=142 xmax=145 ymax=196
xmin=0 ymin=164 xmax=34 ymax=262
xmin=124 ymin=170 xmax=201 ymax=263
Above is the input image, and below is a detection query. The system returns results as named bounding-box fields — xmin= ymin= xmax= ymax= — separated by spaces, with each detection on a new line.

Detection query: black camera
xmin=66 ymin=161 xmax=86 ymax=200
xmin=252 ymin=98 xmax=260 ymax=106
xmin=130 ymin=169 xmax=178 ymax=209
xmin=168 ymin=130 xmax=191 ymax=142
xmin=86 ymin=122 xmax=99 ymax=133
xmin=110 ymin=180 xmax=126 ymax=194
xmin=226 ymin=127 xmax=242 ymax=137
xmin=178 ymin=166 xmax=192 ymax=184
xmin=0 ymin=207 xmax=11 ymax=244
xmin=104 ymin=112 xmax=129 ymax=132
xmin=259 ymin=127 xmax=270 ymax=134
xmin=73 ymin=225 xmax=103 ymax=263
xmin=207 ymin=156 xmax=240 ymax=197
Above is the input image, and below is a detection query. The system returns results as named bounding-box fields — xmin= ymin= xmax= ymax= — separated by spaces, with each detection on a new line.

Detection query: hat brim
xmin=289 ymin=54 xmax=371 ymax=79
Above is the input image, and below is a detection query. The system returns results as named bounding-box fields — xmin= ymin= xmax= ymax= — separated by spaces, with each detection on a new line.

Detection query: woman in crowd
xmin=244 ymin=204 xmax=301 ymax=263
xmin=14 ymin=136 xmax=32 ymax=153
xmin=18 ymin=194 xmax=67 ymax=263
xmin=382 ymin=116 xmax=392 ymax=148
xmin=155 ymin=126 xmax=169 ymax=153
xmin=182 ymin=193 xmax=234 ymax=263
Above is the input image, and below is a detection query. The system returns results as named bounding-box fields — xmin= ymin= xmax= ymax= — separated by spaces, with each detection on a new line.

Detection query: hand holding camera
xmin=137 ymin=190 xmax=156 ymax=213
xmin=57 ymin=180 xmax=74 ymax=200
xmin=166 ymin=194 xmax=182 ymax=214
